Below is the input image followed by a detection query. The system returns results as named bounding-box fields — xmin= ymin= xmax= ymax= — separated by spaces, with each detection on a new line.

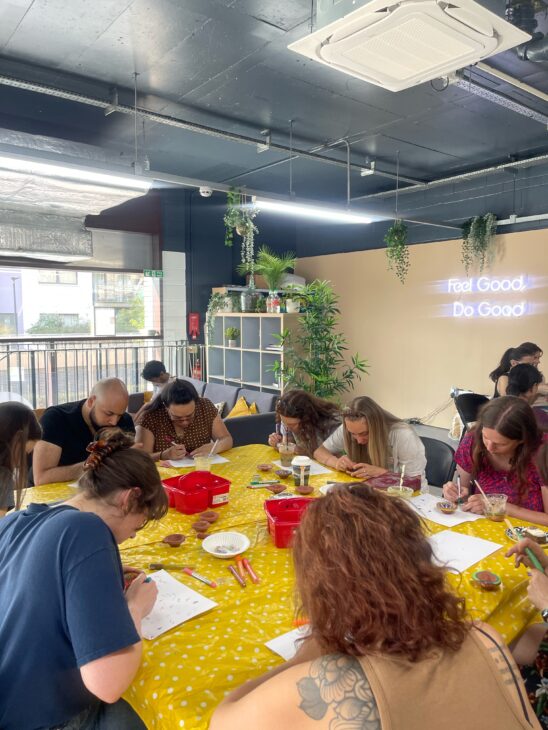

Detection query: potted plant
xmin=461 ymin=213 xmax=498 ymax=274
xmin=385 ymin=220 xmax=410 ymax=284
xmin=225 ymin=327 xmax=240 ymax=348
xmin=238 ymin=246 xmax=296 ymax=291
xmin=272 ymin=280 xmax=368 ymax=400
xmin=206 ymin=292 xmax=227 ymax=342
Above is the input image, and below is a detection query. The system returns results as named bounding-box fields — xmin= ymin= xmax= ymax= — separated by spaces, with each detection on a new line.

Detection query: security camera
xmin=199 ymin=186 xmax=213 ymax=198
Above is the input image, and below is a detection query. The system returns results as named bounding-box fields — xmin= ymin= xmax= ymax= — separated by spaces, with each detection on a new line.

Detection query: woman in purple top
xmin=443 ymin=396 xmax=547 ymax=524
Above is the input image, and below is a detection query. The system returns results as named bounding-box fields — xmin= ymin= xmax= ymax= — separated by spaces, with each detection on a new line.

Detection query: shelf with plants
xmin=205 ymin=311 xmax=298 ymax=392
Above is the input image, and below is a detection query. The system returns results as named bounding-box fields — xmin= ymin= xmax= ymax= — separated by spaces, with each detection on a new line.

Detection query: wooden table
xmin=28 ymin=444 xmax=541 ymax=730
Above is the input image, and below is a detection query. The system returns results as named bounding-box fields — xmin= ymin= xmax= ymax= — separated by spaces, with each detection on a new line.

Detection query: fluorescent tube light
xmin=257 ymin=199 xmax=371 ymax=224
xmin=0 ymin=155 xmax=151 ymax=191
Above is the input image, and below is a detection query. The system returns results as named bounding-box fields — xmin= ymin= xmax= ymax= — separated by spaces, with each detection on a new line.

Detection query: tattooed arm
xmin=209 ymin=652 xmax=380 ymax=730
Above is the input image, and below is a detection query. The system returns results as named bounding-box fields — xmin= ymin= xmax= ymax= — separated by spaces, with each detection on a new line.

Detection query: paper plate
xmin=505 ymin=526 xmax=548 ymax=548
xmin=201 ymin=531 xmax=250 ymax=559
xmin=319 ymin=483 xmax=336 ymax=496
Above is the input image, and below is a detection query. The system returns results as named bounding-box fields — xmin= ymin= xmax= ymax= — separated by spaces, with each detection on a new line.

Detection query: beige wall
xmin=296 ymin=229 xmax=548 ymax=428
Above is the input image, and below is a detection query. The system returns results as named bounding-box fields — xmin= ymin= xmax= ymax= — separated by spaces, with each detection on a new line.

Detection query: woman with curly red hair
xmin=211 ymin=485 xmax=537 ymax=730
xmin=443 ymin=396 xmax=546 ymax=524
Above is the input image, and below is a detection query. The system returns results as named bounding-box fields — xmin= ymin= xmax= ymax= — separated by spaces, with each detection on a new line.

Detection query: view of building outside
xmin=0 ymin=266 xmax=161 ymax=337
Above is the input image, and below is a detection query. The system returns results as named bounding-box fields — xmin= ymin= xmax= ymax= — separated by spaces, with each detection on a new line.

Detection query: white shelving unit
xmin=206 ymin=313 xmax=299 ymax=392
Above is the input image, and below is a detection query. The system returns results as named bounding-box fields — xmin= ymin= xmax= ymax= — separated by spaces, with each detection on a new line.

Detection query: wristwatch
xmin=541 ymin=609 xmax=548 ymax=623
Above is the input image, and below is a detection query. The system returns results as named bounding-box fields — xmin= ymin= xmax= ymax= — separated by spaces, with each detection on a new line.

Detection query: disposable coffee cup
xmin=292 ymin=455 xmax=311 ymax=487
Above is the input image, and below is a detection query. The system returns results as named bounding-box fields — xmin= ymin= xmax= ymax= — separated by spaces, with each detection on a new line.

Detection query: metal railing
xmin=0 ymin=337 xmax=206 ymax=408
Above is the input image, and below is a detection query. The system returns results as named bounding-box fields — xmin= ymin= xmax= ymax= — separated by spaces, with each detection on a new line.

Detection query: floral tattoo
xmin=296 ymin=654 xmax=380 ymax=728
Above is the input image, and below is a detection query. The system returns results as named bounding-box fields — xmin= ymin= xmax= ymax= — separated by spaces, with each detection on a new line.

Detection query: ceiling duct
xmin=506 ymin=0 xmax=548 ymax=61
xmin=289 ymin=0 xmax=530 ymax=91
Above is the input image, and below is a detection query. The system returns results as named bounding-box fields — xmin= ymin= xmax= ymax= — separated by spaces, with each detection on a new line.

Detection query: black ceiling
xmin=0 ymin=0 xmax=547 ymax=225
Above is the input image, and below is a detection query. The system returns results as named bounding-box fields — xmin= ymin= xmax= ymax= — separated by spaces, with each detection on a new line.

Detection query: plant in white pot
xmin=225 ymin=327 xmax=240 ymax=348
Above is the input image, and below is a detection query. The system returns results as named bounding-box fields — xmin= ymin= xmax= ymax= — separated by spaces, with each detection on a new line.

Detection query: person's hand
xmin=268 ymin=432 xmax=283 ymax=448
xmin=334 ymin=455 xmax=356 ymax=472
xmin=125 ymin=574 xmax=158 ymax=619
xmin=528 ymin=571 xmax=548 ymax=611
xmin=123 ymin=566 xmax=145 ymax=590
xmin=349 ymin=463 xmax=387 ymax=480
xmin=163 ymin=442 xmax=187 ymax=460
xmin=190 ymin=444 xmax=215 ymax=456
xmin=460 ymin=494 xmax=485 ymax=513
xmin=506 ymin=538 xmax=548 ymax=571
xmin=443 ymin=480 xmax=469 ymax=503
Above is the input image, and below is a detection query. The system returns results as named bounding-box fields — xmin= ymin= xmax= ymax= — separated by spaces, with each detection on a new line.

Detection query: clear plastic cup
xmin=194 ymin=455 xmax=212 ymax=472
xmin=278 ymin=442 xmax=296 ymax=467
xmin=483 ymin=493 xmax=508 ymax=522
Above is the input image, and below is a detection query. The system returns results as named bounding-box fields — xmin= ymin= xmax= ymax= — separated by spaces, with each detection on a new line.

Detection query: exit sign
xmin=144 ymin=269 xmax=164 ymax=278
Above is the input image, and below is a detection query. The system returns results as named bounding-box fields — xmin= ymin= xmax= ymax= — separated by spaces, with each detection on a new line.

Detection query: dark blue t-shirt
xmin=0 ymin=504 xmax=140 ymax=730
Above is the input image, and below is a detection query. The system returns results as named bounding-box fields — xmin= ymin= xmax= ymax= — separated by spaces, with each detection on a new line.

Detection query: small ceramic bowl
xmin=386 ymin=486 xmax=414 ymax=500
xmin=266 ymin=484 xmax=286 ymax=494
xmin=191 ymin=520 xmax=209 ymax=533
xmin=436 ymin=500 xmax=457 ymax=514
xmin=472 ymin=570 xmax=501 ymax=591
xmin=200 ymin=511 xmax=219 ymax=523
xmin=257 ymin=463 xmax=272 ymax=472
xmin=162 ymin=533 xmax=186 ymax=547
xmin=296 ymin=484 xmax=314 ymax=495
xmin=202 ymin=531 xmax=250 ymax=559
xmin=275 ymin=469 xmax=291 ymax=479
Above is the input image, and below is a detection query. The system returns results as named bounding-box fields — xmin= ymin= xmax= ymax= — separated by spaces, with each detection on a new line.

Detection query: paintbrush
xmin=504 ymin=518 xmax=545 ymax=574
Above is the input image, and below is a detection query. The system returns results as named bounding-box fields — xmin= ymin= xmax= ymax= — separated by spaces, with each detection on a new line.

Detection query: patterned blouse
xmin=455 ymin=431 xmax=545 ymax=512
xmin=138 ymin=398 xmax=218 ymax=454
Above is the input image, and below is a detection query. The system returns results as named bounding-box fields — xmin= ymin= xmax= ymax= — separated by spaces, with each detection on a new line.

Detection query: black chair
xmin=225 ymin=412 xmax=276 ymax=448
xmin=454 ymin=393 xmax=489 ymax=438
xmin=420 ymin=436 xmax=456 ymax=487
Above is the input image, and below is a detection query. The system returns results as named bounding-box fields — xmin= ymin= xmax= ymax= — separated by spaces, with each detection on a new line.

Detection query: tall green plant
xmin=237 ymin=246 xmax=296 ymax=290
xmin=272 ymin=280 xmax=368 ymax=400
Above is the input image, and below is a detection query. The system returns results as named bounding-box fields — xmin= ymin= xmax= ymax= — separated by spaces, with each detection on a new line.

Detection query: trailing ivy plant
xmin=385 ymin=219 xmax=409 ymax=284
xmin=271 ymin=280 xmax=368 ymax=400
xmin=223 ymin=187 xmax=259 ymax=288
xmin=461 ymin=213 xmax=497 ymax=274
xmin=206 ymin=292 xmax=227 ymax=342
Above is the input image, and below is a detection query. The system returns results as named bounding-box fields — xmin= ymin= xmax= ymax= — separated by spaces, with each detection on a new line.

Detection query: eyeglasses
xmin=166 ymin=405 xmax=195 ymax=423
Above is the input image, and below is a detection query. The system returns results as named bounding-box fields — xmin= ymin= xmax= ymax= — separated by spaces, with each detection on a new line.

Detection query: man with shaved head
xmin=32 ymin=379 xmax=135 ymax=486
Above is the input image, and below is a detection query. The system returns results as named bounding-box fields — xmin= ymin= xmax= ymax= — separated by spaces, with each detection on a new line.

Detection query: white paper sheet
xmin=68 ymin=481 xmax=79 ymax=489
xmin=168 ymin=454 xmax=229 ymax=468
xmin=272 ymin=459 xmax=332 ymax=476
xmin=428 ymin=530 xmax=502 ymax=573
xmin=265 ymin=626 xmax=310 ymax=660
xmin=141 ymin=570 xmax=217 ymax=640
xmin=410 ymin=493 xmax=484 ymax=527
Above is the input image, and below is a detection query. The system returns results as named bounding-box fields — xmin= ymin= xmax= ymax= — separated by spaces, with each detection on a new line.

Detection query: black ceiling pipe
xmin=506 ymin=0 xmax=548 ymax=62
xmin=517 ymin=34 xmax=548 ymax=61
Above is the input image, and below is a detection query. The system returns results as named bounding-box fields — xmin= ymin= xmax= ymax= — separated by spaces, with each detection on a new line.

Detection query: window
xmin=93 ymin=272 xmax=142 ymax=304
xmin=0 ymin=313 xmax=16 ymax=335
xmin=38 ymin=270 xmax=78 ymax=285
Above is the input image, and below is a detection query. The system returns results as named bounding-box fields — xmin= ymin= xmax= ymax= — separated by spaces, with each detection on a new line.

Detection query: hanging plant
xmin=461 ymin=213 xmax=497 ymax=274
xmin=223 ymin=187 xmax=259 ymax=288
xmin=385 ymin=219 xmax=409 ymax=284
xmin=206 ymin=292 xmax=227 ymax=342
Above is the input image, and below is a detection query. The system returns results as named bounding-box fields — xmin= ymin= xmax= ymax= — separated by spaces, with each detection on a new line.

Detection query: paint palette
xmin=505 ymin=526 xmax=548 ymax=547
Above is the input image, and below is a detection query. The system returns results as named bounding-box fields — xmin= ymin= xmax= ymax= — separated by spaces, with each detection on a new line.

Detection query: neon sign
xmin=447 ymin=275 xmax=529 ymax=318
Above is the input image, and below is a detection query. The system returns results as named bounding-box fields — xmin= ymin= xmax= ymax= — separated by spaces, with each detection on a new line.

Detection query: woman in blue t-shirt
xmin=0 ymin=428 xmax=168 ymax=730
xmin=0 ymin=401 xmax=41 ymax=515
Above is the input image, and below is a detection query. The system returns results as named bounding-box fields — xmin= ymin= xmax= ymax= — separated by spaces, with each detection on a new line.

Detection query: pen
xmin=228 ymin=564 xmax=246 ymax=588
xmin=183 ymin=567 xmax=217 ymax=588
xmin=242 ymin=558 xmax=259 ymax=584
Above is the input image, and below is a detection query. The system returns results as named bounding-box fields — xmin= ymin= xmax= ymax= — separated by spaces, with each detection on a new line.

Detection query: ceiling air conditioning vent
xmin=289 ymin=0 xmax=529 ymax=91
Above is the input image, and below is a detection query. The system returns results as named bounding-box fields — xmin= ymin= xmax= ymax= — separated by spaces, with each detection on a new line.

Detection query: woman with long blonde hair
xmin=314 ymin=395 xmax=426 ymax=481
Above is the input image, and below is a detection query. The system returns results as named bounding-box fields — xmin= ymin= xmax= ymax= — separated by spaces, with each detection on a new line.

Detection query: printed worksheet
xmin=141 ymin=570 xmax=217 ymax=640
xmin=168 ymin=454 xmax=229 ymax=468
xmin=265 ymin=626 xmax=310 ymax=661
xmin=410 ymin=493 xmax=484 ymax=527
xmin=272 ymin=459 xmax=332 ymax=476
xmin=429 ymin=530 xmax=502 ymax=573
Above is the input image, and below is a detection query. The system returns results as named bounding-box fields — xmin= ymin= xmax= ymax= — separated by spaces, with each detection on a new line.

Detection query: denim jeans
xmin=50 ymin=699 xmax=147 ymax=730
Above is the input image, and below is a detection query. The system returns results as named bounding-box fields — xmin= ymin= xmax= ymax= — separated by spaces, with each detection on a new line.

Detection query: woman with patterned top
xmin=136 ymin=379 xmax=232 ymax=461
xmin=443 ymin=396 xmax=547 ymax=524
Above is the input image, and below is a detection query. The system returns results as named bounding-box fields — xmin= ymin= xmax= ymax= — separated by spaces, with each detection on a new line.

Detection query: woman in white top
xmin=314 ymin=395 xmax=426 ymax=482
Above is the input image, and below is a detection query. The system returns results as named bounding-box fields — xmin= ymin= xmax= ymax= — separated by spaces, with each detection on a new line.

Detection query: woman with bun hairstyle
xmin=0 ymin=401 xmax=41 ymax=515
xmin=490 ymin=344 xmax=540 ymax=398
xmin=0 ymin=428 xmax=168 ymax=730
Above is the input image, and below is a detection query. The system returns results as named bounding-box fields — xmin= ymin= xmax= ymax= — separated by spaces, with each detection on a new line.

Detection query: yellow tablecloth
xmin=27 ymin=444 xmax=541 ymax=730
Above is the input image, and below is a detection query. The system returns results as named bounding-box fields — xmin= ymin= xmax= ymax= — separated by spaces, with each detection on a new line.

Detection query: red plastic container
xmin=264 ymin=497 xmax=316 ymax=548
xmin=173 ymin=485 xmax=209 ymax=514
xmin=162 ymin=471 xmax=231 ymax=511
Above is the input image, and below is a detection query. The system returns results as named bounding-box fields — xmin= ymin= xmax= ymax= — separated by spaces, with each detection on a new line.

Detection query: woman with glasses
xmin=210 ymin=484 xmax=538 ymax=730
xmin=136 ymin=378 xmax=232 ymax=461
xmin=313 ymin=395 xmax=426 ymax=483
